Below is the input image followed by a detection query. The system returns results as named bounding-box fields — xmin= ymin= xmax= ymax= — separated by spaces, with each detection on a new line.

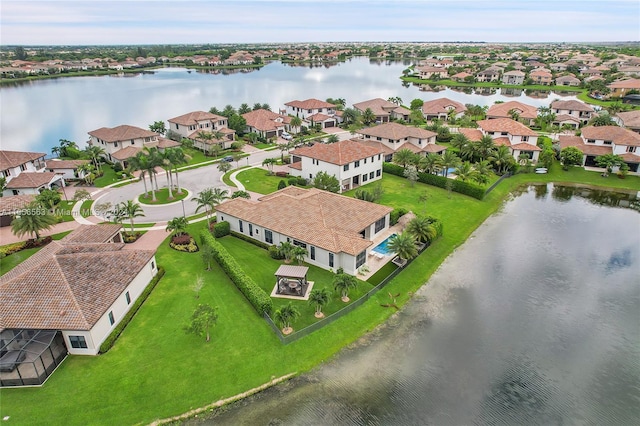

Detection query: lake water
xmin=0 ymin=58 xmax=580 ymax=154
xmin=189 ymin=184 xmax=640 ymax=426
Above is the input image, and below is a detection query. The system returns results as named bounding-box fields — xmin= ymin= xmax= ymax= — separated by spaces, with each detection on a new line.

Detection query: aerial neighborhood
xmin=1 ymin=42 xmax=639 ymax=416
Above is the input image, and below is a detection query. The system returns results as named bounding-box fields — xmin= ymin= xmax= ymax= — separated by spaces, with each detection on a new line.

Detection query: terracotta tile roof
xmin=167 ymin=111 xmax=225 ymax=126
xmin=5 ymin=172 xmax=60 ymax=189
xmin=88 ymin=125 xmax=157 ymax=143
xmin=353 ymin=139 xmax=395 ymax=155
xmin=581 ymin=126 xmax=640 ymax=146
xmin=486 ymin=101 xmax=538 ymax=120
xmin=451 ymin=71 xmax=472 ymax=79
xmin=285 ymin=98 xmax=336 ymax=109
xmin=493 ymin=137 xmax=512 ymax=147
xmin=62 ymin=224 xmax=122 ymax=244
xmin=0 ymin=225 xmax=155 ymax=331
xmin=357 ymin=122 xmax=437 ymax=141
xmin=608 ymin=78 xmax=640 ymax=89
xmin=0 ymin=194 xmax=36 ymax=214
xmin=558 ymin=135 xmax=613 ymax=156
xmin=290 ymin=140 xmax=381 ymax=166
xmin=421 ymin=98 xmax=467 ymax=115
xmin=288 ymin=161 xmax=303 ymax=170
xmin=396 ymin=142 xmax=423 ymax=153
xmin=353 ymin=98 xmax=397 ymax=116
xmin=149 ymin=137 xmax=181 ymax=149
xmin=0 ymin=150 xmax=46 ymax=171
xmin=45 ymin=159 xmax=89 ymax=170
xmin=551 ymin=100 xmax=594 ymax=112
xmin=422 ymin=144 xmax=447 ymax=153
xmin=478 ymin=118 xmax=538 ymax=137
xmin=217 ymin=187 xmax=392 ymax=256
xmin=458 ymin=128 xmax=483 ymax=141
xmin=111 ymin=146 xmax=142 ymax=161
xmin=511 ymin=142 xmax=541 ymax=151
xmin=616 ymin=110 xmax=640 ymax=128
xmin=619 ymin=152 xmax=640 ymax=162
xmin=242 ymin=109 xmax=288 ymax=132
xmin=306 ymin=113 xmax=333 ymax=122
xmin=554 ymin=114 xmax=581 ymax=123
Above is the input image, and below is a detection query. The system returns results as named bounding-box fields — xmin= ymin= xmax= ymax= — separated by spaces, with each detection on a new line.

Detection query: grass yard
xmin=55 ymin=200 xmax=77 ymax=222
xmin=138 ymin=187 xmax=189 ymax=205
xmin=1 ymin=161 xmax=638 ymax=425
xmin=93 ymin=164 xmax=125 ymax=187
xmin=217 ymin=236 xmax=375 ymax=330
xmin=236 ymin=167 xmax=290 ymax=194
xmin=80 ymin=199 xmax=93 ymax=217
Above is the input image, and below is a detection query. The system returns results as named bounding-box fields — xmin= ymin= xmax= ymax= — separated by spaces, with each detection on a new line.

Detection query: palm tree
xmin=278 ymin=241 xmax=296 ymax=263
xmin=197 ymin=131 xmax=214 ymax=154
xmin=84 ymin=145 xmax=105 ymax=171
xmin=208 ymin=143 xmax=222 ymax=159
xmin=326 ymin=134 xmax=339 ymax=144
xmin=341 ymin=108 xmax=361 ymax=126
xmin=333 ymin=273 xmax=358 ymax=303
xmin=362 ymin=108 xmax=377 ymax=125
xmin=440 ymin=150 xmax=461 ymax=177
xmin=475 ymin=135 xmax=496 ymax=161
xmin=166 ymin=216 xmax=188 ymax=236
xmin=489 ymin=145 xmax=514 ymax=175
xmin=454 ymin=161 xmax=478 ymax=182
xmin=143 ymin=148 xmax=162 ymax=201
xmin=308 ymin=288 xmax=331 ymax=318
xmin=262 ymin=157 xmax=277 ymax=173
xmin=418 ymin=153 xmax=443 ymax=175
xmin=387 ymin=231 xmax=418 ymax=262
xmin=10 ymin=201 xmax=56 ymax=240
xmin=246 ymin=132 xmax=259 ymax=145
xmin=192 ymin=188 xmax=216 ymax=227
xmin=291 ymin=246 xmax=308 ymax=265
xmin=159 ymin=149 xmax=175 ymax=199
xmin=450 ymin=133 xmax=470 ymax=151
xmin=473 ymin=160 xmax=492 ymax=186
xmin=128 ymin=152 xmax=150 ymax=198
xmin=211 ymin=187 xmax=229 ymax=216
xmin=290 ymin=116 xmax=302 ymax=134
xmin=508 ymin=108 xmax=521 ymax=122
xmin=217 ymin=161 xmax=232 ymax=174
xmin=393 ymin=148 xmax=416 ymax=168
xmin=406 ymin=216 xmax=437 ymax=245
xmin=238 ymin=103 xmax=251 ymax=114
xmin=51 ymin=146 xmax=61 ymax=158
xmin=169 ymin=147 xmax=190 ymax=195
xmin=121 ymin=200 xmax=145 ymax=232
xmin=273 ymin=302 xmax=300 ymax=334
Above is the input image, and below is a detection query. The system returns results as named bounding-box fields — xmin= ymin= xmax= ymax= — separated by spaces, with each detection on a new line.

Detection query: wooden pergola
xmin=275 ymin=265 xmax=309 ymax=296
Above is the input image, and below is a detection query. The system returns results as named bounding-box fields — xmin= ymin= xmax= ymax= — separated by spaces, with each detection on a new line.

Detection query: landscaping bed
xmin=138 ymin=187 xmax=189 ymax=205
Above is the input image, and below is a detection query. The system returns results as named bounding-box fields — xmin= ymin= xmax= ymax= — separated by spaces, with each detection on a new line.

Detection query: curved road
xmin=91 ymin=147 xmax=281 ymax=223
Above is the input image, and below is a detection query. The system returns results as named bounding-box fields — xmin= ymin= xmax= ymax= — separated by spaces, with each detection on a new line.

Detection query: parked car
xmin=222 ymin=156 xmax=234 ymax=162
xmin=281 ymin=132 xmax=292 ymax=140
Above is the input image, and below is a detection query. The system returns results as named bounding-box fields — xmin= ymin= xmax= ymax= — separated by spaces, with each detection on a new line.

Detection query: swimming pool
xmin=371 ymin=233 xmax=397 ymax=255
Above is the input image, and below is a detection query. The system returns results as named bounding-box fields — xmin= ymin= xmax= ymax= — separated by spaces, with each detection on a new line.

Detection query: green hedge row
xmin=383 ymin=163 xmax=485 ymax=200
xmin=200 ymin=231 xmax=273 ymax=315
xmin=99 ymin=267 xmax=166 ymax=354
xmin=214 ymin=221 xmax=231 ymax=238
xmin=230 ymin=230 xmax=271 ymax=250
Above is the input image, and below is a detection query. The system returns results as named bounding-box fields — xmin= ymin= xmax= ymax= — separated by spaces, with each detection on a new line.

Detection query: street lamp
xmin=181 ymin=199 xmax=186 ymax=219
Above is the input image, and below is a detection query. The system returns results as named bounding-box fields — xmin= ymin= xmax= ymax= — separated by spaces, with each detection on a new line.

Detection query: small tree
xmin=595 ymin=153 xmax=624 ymax=176
xmin=184 ymin=304 xmax=218 ymax=342
xmin=36 ymin=189 xmax=61 ymax=210
xmin=217 ymin=161 xmax=232 ymax=174
xmin=278 ymin=180 xmax=287 ymax=190
xmin=404 ymin=165 xmax=418 ymax=187
xmin=192 ymin=275 xmax=204 ymax=299
xmin=387 ymin=231 xmax=418 ymax=262
xmin=72 ymin=189 xmax=92 ymax=202
xmin=326 ymin=134 xmax=339 ymax=144
xmin=166 ymin=216 xmax=188 ymax=236
xmin=278 ymin=241 xmax=296 ymax=263
xmin=410 ymin=98 xmax=424 ymax=110
xmin=308 ymin=288 xmax=331 ymax=318
xmin=291 ymin=246 xmax=308 ymax=265
xmin=312 ymin=171 xmax=340 ymax=193
xmin=273 ymin=302 xmax=300 ymax=334
xmin=120 ymin=200 xmax=145 ymax=232
xmin=333 ymin=273 xmax=358 ymax=303
xmin=201 ymin=244 xmax=215 ymax=271
xmin=559 ymin=146 xmax=584 ymax=170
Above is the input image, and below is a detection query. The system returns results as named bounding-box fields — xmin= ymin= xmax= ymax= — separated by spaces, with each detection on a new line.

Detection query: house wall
xmin=46 ymin=168 xmax=77 ymax=180
xmin=360 ymin=135 xmax=436 ymax=154
xmin=293 ymin=154 xmax=383 ymax=192
xmin=63 ymin=257 xmax=157 ymax=355
xmin=91 ymin=135 xmax=156 ymax=159
xmin=285 ymin=105 xmax=335 ymax=119
xmin=552 ymin=108 xmax=592 ymax=122
xmin=1 ymin=157 xmax=46 ymax=182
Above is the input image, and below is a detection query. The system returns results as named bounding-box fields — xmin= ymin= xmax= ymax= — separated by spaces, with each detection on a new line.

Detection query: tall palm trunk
xmin=174 ymin=168 xmax=182 ymax=194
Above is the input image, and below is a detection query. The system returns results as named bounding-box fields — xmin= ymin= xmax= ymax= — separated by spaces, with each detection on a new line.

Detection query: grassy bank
xmin=1 ymin=162 xmax=638 ymax=425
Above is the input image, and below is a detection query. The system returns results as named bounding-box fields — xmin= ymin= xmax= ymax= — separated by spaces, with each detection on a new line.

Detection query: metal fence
xmin=264 ymin=242 xmax=431 ymax=344
xmin=484 ymin=172 xmax=512 ymax=196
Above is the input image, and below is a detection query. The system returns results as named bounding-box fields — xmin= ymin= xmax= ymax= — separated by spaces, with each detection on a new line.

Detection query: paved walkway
xmin=0 ymin=221 xmax=82 ymax=245
xmin=122 ymin=228 xmax=170 ymax=251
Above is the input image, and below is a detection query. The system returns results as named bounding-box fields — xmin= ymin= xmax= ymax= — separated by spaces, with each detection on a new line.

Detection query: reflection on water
xmin=190 ymin=185 xmax=640 ymax=425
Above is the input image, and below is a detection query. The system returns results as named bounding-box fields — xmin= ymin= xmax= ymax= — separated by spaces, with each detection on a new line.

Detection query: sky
xmin=1 ymin=0 xmax=639 ymax=45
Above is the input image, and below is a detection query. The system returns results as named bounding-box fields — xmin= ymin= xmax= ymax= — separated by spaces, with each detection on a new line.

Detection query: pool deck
xmin=357 ymin=222 xmax=405 ymax=281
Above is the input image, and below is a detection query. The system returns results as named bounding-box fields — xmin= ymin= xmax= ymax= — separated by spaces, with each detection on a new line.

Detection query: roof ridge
xmin=55 ymin=258 xmax=92 ymax=330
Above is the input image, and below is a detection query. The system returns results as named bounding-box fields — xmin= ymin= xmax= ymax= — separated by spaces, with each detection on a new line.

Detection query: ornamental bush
xmin=213 ymin=221 xmax=231 ymax=238
xmin=200 ymin=231 xmax=272 ymax=315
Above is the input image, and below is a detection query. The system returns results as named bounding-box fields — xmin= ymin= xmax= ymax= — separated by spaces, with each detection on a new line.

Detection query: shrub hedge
xmin=213 ymin=221 xmax=231 ymax=238
xmin=390 ymin=208 xmax=408 ymax=225
xmin=383 ymin=162 xmax=485 ymax=200
xmin=99 ymin=267 xmax=166 ymax=354
xmin=200 ymin=231 xmax=273 ymax=315
xmin=268 ymin=245 xmax=285 ymax=260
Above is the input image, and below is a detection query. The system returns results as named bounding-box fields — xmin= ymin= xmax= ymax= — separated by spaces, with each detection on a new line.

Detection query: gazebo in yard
xmin=274 ymin=265 xmax=309 ymax=297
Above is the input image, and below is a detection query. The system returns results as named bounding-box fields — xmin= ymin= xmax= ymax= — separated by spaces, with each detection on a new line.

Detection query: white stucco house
xmin=215 ymin=187 xmax=393 ymax=275
xmin=355 ymin=122 xmax=446 ymax=161
xmin=284 ymin=98 xmax=337 ymax=120
xmin=1 ymin=150 xmax=65 ymax=197
xmin=289 ymin=139 xmax=384 ymax=193
xmin=551 ymin=100 xmax=594 ymax=125
xmin=477 ymin=118 xmax=541 ymax=162
xmin=242 ymin=109 xmax=291 ymax=139
xmin=421 ymin=97 xmax=467 ymax=121
xmin=352 ymin=98 xmax=411 ymax=123
xmin=167 ymin=111 xmax=236 ymax=151
xmin=558 ymin=125 xmax=640 ymax=173
xmin=0 ymin=224 xmax=158 ymax=364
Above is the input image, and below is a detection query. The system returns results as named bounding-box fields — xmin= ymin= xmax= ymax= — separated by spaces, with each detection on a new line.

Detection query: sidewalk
xmin=123 ymin=228 xmax=170 ymax=251
xmin=0 ymin=221 xmax=81 ymax=245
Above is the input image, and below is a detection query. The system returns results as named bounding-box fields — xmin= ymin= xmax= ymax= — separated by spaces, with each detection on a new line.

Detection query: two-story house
xmin=608 ymin=79 xmax=640 ymax=98
xmin=529 ymin=69 xmax=553 ymax=85
xmin=476 ymin=67 xmax=502 ymax=82
xmin=501 ymin=70 xmax=526 ymax=85
xmin=215 ymin=186 xmax=393 ymax=275
xmin=1 ymin=150 xmax=65 ymax=197
xmin=558 ymin=126 xmax=640 ymax=173
xmin=242 ymin=109 xmax=291 ymax=139
xmin=416 ymin=66 xmax=448 ymax=80
xmin=477 ymin=118 xmax=541 ymax=162
xmin=486 ymin=100 xmax=538 ymax=126
xmin=167 ymin=111 xmax=235 ymax=151
xmin=356 ymin=122 xmax=445 ymax=161
xmin=615 ymin=110 xmax=640 ymax=134
xmin=352 ymin=98 xmax=411 ymax=123
xmin=421 ymin=98 xmax=467 ymax=121
xmin=551 ymin=100 xmax=594 ymax=125
xmin=289 ymin=140 xmax=383 ymax=192
xmin=88 ymin=125 xmax=180 ymax=166
xmin=554 ymin=75 xmax=581 ymax=87
xmin=284 ymin=99 xmax=336 ymax=120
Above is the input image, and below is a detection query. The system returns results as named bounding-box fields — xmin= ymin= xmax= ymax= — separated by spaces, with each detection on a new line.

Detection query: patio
xmin=271 ymin=265 xmax=315 ymax=300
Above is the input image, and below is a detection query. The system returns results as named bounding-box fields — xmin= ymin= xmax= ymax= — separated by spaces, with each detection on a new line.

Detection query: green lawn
xmin=80 ymin=199 xmax=93 ymax=217
xmin=56 ymin=201 xmax=77 ymax=222
xmin=235 ymin=167 xmax=309 ymax=194
xmin=138 ymin=187 xmax=189 ymax=205
xmin=1 ymin=161 xmax=638 ymax=425
xmin=217 ymin=236 xmax=375 ymax=330
xmin=93 ymin=164 xmax=125 ymax=187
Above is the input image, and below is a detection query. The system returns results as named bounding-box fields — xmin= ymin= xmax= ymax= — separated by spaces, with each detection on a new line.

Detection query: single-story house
xmin=215 ymin=187 xmax=393 ymax=275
